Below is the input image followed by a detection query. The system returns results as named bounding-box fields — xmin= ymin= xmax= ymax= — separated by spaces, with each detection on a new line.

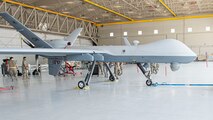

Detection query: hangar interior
xmin=0 ymin=0 xmax=213 ymax=120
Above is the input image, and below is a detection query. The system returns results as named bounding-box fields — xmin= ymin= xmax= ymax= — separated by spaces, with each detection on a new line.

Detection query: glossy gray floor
xmin=0 ymin=62 xmax=213 ymax=120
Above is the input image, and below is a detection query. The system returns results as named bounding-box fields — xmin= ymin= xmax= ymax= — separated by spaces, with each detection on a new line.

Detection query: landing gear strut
xmin=103 ymin=62 xmax=116 ymax=81
xmin=137 ymin=63 xmax=153 ymax=86
xmin=33 ymin=55 xmax=40 ymax=75
xmin=78 ymin=61 xmax=96 ymax=89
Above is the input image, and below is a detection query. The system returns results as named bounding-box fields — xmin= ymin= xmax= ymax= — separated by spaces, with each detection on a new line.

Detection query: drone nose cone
xmin=190 ymin=50 xmax=197 ymax=58
xmin=168 ymin=39 xmax=197 ymax=61
xmin=174 ymin=39 xmax=196 ymax=56
xmin=189 ymin=50 xmax=197 ymax=61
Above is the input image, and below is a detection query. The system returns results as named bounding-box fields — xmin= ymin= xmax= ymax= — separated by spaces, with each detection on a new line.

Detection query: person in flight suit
xmin=22 ymin=57 xmax=29 ymax=79
xmin=8 ymin=57 xmax=18 ymax=81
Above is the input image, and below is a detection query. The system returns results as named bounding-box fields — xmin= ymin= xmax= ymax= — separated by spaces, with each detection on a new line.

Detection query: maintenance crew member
xmin=114 ymin=62 xmax=119 ymax=79
xmin=8 ymin=57 xmax=18 ymax=80
xmin=114 ymin=62 xmax=123 ymax=79
xmin=22 ymin=57 xmax=29 ymax=79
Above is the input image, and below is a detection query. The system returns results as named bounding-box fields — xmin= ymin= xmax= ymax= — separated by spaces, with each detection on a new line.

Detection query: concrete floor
xmin=0 ymin=62 xmax=213 ymax=120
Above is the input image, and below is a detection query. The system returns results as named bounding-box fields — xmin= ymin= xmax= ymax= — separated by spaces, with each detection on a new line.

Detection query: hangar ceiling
xmin=14 ymin=0 xmax=213 ymax=24
xmin=0 ymin=0 xmax=213 ymax=44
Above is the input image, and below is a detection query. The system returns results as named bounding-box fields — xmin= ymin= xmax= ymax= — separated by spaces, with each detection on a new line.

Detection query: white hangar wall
xmin=98 ymin=18 xmax=213 ymax=58
xmin=0 ymin=28 xmax=93 ymax=65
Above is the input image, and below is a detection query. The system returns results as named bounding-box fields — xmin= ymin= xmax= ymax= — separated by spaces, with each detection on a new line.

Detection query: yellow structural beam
xmin=97 ymin=14 xmax=213 ymax=26
xmin=3 ymin=0 xmax=96 ymax=24
xmin=84 ymin=0 xmax=134 ymax=21
xmin=5 ymin=0 xmax=213 ymax=28
xmin=159 ymin=0 xmax=176 ymax=17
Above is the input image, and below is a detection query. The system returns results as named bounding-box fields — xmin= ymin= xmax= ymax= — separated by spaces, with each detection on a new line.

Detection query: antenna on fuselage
xmin=133 ymin=40 xmax=140 ymax=46
xmin=123 ymin=37 xmax=131 ymax=46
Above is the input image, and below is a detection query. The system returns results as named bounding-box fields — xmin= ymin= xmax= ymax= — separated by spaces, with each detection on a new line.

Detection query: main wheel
xmin=109 ymin=75 xmax=115 ymax=81
xmin=78 ymin=81 xmax=85 ymax=89
xmin=146 ymin=80 xmax=152 ymax=86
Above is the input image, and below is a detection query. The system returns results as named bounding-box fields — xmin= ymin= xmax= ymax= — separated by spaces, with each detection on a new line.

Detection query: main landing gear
xmin=78 ymin=61 xmax=96 ymax=89
xmin=137 ymin=63 xmax=153 ymax=86
xmin=78 ymin=62 xmax=116 ymax=89
xmin=103 ymin=62 xmax=116 ymax=81
xmin=77 ymin=62 xmax=155 ymax=89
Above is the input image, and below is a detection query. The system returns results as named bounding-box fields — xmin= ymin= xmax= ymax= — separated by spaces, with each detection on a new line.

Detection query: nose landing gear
xmin=137 ymin=63 xmax=153 ymax=86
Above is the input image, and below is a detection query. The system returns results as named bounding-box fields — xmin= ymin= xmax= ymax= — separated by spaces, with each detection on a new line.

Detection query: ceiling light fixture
xmin=87 ymin=8 xmax=95 ymax=11
xmin=127 ymin=11 xmax=134 ymax=14
xmin=66 ymin=1 xmax=74 ymax=4
xmin=114 ymin=5 xmax=122 ymax=8
xmin=62 ymin=11 xmax=70 ymax=14
xmin=40 ymin=5 xmax=48 ymax=8
xmin=114 ymin=18 xmax=121 ymax=21
xmin=102 ymin=13 xmax=110 ymax=17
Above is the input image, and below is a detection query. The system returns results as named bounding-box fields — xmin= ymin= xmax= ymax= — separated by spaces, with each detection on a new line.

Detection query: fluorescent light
xmin=188 ymin=27 xmax=192 ymax=32
xmin=66 ymin=1 xmax=74 ymax=4
xmin=62 ymin=11 xmax=70 ymax=14
xmin=138 ymin=30 xmax=142 ymax=35
xmin=102 ymin=13 xmax=110 ymax=17
xmin=40 ymin=5 xmax=48 ymax=8
xmin=87 ymin=8 xmax=95 ymax=11
xmin=127 ymin=11 xmax=134 ymax=14
xmin=171 ymin=28 xmax=175 ymax=33
xmin=110 ymin=32 xmax=114 ymax=37
xmin=206 ymin=26 xmax=211 ymax=31
xmin=154 ymin=29 xmax=158 ymax=34
xmin=94 ymin=20 xmax=101 ymax=22
xmin=114 ymin=5 xmax=122 ymax=8
xmin=123 ymin=31 xmax=128 ymax=36
xmin=114 ymin=18 xmax=121 ymax=21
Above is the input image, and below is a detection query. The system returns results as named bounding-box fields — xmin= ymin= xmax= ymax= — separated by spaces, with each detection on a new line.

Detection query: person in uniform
xmin=114 ymin=62 xmax=119 ymax=79
xmin=103 ymin=62 xmax=109 ymax=78
xmin=22 ymin=57 xmax=29 ymax=79
xmin=114 ymin=62 xmax=123 ymax=79
xmin=97 ymin=62 xmax=104 ymax=75
xmin=8 ymin=57 xmax=18 ymax=81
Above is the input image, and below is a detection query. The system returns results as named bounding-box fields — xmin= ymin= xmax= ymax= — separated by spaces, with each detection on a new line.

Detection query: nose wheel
xmin=77 ymin=61 xmax=96 ymax=89
xmin=109 ymin=75 xmax=115 ymax=81
xmin=78 ymin=81 xmax=85 ymax=89
xmin=137 ymin=63 xmax=153 ymax=87
xmin=146 ymin=79 xmax=152 ymax=86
